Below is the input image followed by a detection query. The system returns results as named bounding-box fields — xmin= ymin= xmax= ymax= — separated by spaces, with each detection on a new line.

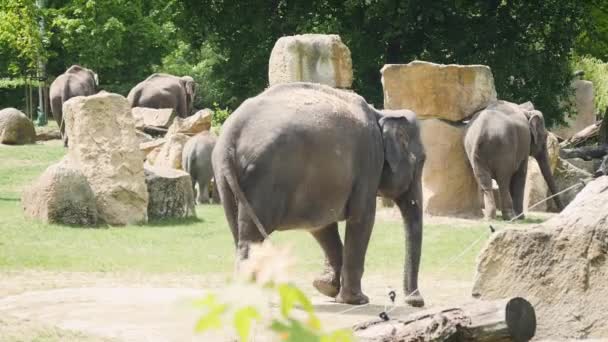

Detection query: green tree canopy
xmin=0 ymin=0 xmax=44 ymax=75
xmin=176 ymin=0 xmax=591 ymax=126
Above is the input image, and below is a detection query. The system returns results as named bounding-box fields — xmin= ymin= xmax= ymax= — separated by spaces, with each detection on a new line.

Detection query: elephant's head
xmin=377 ymin=110 xmax=425 ymax=199
xmin=376 ymin=109 xmax=426 ymax=307
xmin=180 ymin=76 xmax=196 ymax=116
xmin=524 ymin=108 xmax=564 ymax=211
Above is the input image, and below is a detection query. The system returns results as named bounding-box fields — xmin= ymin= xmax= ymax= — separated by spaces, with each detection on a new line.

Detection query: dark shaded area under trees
xmin=0 ymin=0 xmax=601 ymax=127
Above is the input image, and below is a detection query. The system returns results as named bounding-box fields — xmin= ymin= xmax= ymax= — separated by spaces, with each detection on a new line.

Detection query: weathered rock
xmin=166 ymin=109 xmax=212 ymax=136
xmin=473 ymin=176 xmax=608 ymax=339
xmin=546 ymin=158 xmax=592 ymax=211
xmin=22 ymin=158 xmax=98 ymax=226
xmin=144 ymin=165 xmax=196 ymax=220
xmin=381 ymin=61 xmax=497 ymax=122
xmin=554 ymin=80 xmax=596 ymax=139
xmin=524 ymin=158 xmax=549 ymax=212
xmin=419 ymin=119 xmax=482 ymax=217
xmin=565 ymin=158 xmax=597 ymax=174
xmin=148 ymin=133 xmax=189 ymax=169
xmin=140 ymin=138 xmax=166 ymax=159
xmin=63 ymin=92 xmax=148 ymax=225
xmin=268 ymin=34 xmax=353 ymax=88
xmin=0 ymin=108 xmax=36 ymax=145
xmin=546 ymin=132 xmax=560 ymax=171
xmin=135 ymin=130 xmax=154 ymax=144
xmin=131 ymin=107 xmax=175 ymax=129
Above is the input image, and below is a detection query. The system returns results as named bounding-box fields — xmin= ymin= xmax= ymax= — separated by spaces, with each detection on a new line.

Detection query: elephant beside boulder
xmin=127 ymin=73 xmax=196 ymax=118
xmin=182 ymin=131 xmax=217 ymax=204
xmin=213 ymin=82 xmax=426 ymax=306
xmin=464 ymin=100 xmax=564 ymax=220
xmin=49 ymin=65 xmax=99 ymax=146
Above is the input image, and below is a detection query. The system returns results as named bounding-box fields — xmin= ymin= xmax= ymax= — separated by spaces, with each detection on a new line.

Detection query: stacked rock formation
xmin=381 ymin=61 xmax=497 ymax=217
xmin=268 ymin=34 xmax=353 ymax=89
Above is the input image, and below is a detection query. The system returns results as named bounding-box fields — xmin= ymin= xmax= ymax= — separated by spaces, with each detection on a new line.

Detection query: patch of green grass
xmin=0 ymin=143 xmax=489 ymax=281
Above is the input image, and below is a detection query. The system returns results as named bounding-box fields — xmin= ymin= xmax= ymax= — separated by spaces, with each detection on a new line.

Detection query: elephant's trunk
xmin=536 ymin=149 xmax=564 ymax=211
xmin=395 ymin=181 xmax=424 ymax=307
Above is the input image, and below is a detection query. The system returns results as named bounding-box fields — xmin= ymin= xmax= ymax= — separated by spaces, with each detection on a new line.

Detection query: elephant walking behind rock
xmin=127 ymin=73 xmax=196 ymax=118
xmin=49 ymin=65 xmax=98 ymax=146
xmin=182 ymin=131 xmax=217 ymax=204
xmin=464 ymin=100 xmax=564 ymax=220
xmin=212 ymin=82 xmax=426 ymax=306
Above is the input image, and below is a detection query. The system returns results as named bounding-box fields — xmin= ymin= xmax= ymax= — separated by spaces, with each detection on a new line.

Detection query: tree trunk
xmin=353 ymin=297 xmax=536 ymax=342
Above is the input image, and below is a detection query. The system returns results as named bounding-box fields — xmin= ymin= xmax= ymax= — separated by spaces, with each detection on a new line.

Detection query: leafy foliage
xmin=176 ymin=0 xmax=591 ymax=126
xmin=0 ymin=0 xmax=44 ymax=75
xmin=573 ymin=55 xmax=608 ymax=116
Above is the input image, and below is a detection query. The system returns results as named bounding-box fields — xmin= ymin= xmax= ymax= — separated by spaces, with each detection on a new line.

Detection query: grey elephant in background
xmin=49 ymin=65 xmax=99 ymax=146
xmin=182 ymin=131 xmax=217 ymax=204
xmin=127 ymin=73 xmax=196 ymax=118
xmin=464 ymin=100 xmax=564 ymax=220
xmin=213 ymin=82 xmax=426 ymax=306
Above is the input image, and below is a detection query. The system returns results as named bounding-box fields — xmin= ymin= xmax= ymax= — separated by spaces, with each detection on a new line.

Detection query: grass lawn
xmin=0 ymin=142 xmax=506 ymax=282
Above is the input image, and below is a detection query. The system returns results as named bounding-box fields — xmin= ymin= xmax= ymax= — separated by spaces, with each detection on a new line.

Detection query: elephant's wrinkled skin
xmin=49 ymin=65 xmax=99 ymax=147
xmin=212 ymin=83 xmax=426 ymax=306
xmin=127 ymin=73 xmax=196 ymax=118
xmin=182 ymin=131 xmax=217 ymax=204
xmin=464 ymin=100 xmax=564 ymax=220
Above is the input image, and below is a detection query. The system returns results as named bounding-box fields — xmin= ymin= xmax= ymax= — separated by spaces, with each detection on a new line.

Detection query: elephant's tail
xmin=221 ymin=148 xmax=269 ymax=239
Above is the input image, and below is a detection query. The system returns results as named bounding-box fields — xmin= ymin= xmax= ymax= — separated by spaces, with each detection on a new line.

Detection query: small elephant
xmin=182 ymin=131 xmax=217 ymax=204
xmin=127 ymin=73 xmax=196 ymax=118
xmin=49 ymin=65 xmax=99 ymax=146
xmin=213 ymin=82 xmax=426 ymax=306
xmin=464 ymin=100 xmax=564 ymax=220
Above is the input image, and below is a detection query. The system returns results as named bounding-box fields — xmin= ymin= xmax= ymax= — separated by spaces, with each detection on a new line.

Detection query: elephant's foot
xmin=404 ymin=291 xmax=425 ymax=307
xmin=501 ymin=210 xmax=515 ymax=221
xmin=336 ymin=288 xmax=369 ymax=305
xmin=313 ymin=274 xmax=340 ymax=298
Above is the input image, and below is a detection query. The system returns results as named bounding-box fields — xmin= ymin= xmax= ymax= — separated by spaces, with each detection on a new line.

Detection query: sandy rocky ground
xmin=0 ymin=209 xmax=561 ymax=341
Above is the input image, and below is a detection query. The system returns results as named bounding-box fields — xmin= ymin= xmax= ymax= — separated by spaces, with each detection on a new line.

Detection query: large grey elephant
xmin=464 ymin=100 xmax=564 ymax=220
xmin=127 ymin=73 xmax=196 ymax=118
xmin=182 ymin=131 xmax=217 ymax=204
xmin=212 ymin=83 xmax=426 ymax=306
xmin=49 ymin=65 xmax=99 ymax=146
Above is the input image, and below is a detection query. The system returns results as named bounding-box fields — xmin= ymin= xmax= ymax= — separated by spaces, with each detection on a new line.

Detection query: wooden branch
xmin=139 ymin=125 xmax=168 ymax=137
xmin=560 ymin=121 xmax=601 ymax=148
xmin=560 ymin=144 xmax=608 ymax=161
xmin=353 ymin=297 xmax=536 ymax=342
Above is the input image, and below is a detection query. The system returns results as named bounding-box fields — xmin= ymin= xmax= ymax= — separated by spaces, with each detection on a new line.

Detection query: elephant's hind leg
xmin=497 ymin=175 xmax=515 ymax=221
xmin=311 ymin=222 xmax=342 ymax=298
xmin=510 ymin=160 xmax=528 ymax=219
xmin=472 ymin=164 xmax=496 ymax=220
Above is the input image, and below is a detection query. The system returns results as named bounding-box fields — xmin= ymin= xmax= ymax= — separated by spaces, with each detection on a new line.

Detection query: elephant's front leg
xmin=311 ymin=222 xmax=342 ymax=298
xmin=337 ymin=214 xmax=374 ymax=305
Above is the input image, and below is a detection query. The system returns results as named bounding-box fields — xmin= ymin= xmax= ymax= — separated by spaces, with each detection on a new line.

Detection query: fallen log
xmin=560 ymin=121 xmax=601 ymax=148
xmin=560 ymin=144 xmax=608 ymax=161
xmin=353 ymin=297 xmax=536 ymax=342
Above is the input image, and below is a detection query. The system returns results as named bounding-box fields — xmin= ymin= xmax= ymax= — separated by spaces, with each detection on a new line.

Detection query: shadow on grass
xmin=0 ymin=197 xmax=19 ymax=202
xmin=145 ymin=216 xmax=204 ymax=227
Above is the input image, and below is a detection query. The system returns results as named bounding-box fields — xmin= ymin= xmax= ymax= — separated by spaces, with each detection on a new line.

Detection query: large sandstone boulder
xmin=63 ymin=92 xmax=148 ymax=225
xmin=148 ymin=133 xmax=189 ymax=169
xmin=131 ymin=107 xmax=175 ymax=129
xmin=419 ymin=119 xmax=482 ymax=217
xmin=268 ymin=34 xmax=353 ymax=88
xmin=166 ymin=109 xmax=212 ymax=136
xmin=0 ymin=108 xmax=36 ymax=145
xmin=144 ymin=165 xmax=196 ymax=220
xmin=381 ymin=61 xmax=497 ymax=122
xmin=554 ymin=80 xmax=596 ymax=139
xmin=22 ymin=158 xmax=98 ymax=226
xmin=473 ymin=176 xmax=608 ymax=339
xmin=140 ymin=138 xmax=166 ymax=159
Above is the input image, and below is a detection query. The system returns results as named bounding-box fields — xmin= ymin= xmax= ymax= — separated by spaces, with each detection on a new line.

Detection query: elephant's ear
xmin=380 ymin=116 xmax=410 ymax=173
xmin=181 ymin=77 xmax=195 ymax=96
xmin=527 ymin=111 xmax=544 ymax=146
